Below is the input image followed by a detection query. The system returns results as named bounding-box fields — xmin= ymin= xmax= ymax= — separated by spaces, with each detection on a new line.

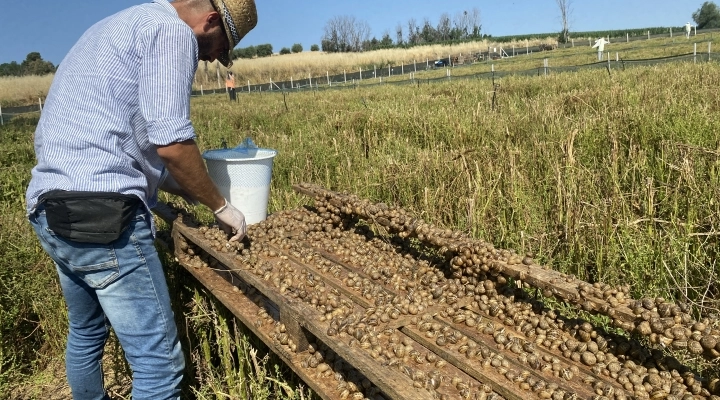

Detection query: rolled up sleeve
xmin=138 ymin=24 xmax=198 ymax=145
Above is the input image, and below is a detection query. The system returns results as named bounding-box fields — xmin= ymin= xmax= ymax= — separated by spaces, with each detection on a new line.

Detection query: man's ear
xmin=206 ymin=11 xmax=222 ymax=31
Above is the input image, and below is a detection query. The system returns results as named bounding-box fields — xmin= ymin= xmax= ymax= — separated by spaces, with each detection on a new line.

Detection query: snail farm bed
xmin=154 ymin=183 xmax=720 ymax=400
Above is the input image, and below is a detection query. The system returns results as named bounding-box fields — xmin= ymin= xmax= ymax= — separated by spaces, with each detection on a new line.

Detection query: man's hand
xmin=214 ymin=200 xmax=246 ymax=241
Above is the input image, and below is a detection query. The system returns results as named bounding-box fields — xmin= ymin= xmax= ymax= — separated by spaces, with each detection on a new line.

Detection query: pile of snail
xmin=168 ymin=187 xmax=720 ymax=399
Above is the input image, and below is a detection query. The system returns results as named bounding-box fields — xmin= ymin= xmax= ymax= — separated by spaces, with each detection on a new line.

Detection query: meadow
xmin=1 ymin=49 xmax=719 ymax=397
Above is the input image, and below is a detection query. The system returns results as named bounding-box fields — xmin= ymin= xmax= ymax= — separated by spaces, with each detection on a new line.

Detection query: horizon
xmin=0 ymin=0 xmax=699 ymax=65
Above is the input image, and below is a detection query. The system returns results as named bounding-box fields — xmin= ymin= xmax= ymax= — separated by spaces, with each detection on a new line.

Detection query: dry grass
xmin=196 ymin=38 xmax=558 ymax=88
xmin=0 ymin=75 xmax=54 ymax=108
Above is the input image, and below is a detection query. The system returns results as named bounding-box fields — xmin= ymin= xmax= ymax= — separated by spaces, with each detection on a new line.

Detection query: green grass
xmin=2 ymin=59 xmax=719 ymax=397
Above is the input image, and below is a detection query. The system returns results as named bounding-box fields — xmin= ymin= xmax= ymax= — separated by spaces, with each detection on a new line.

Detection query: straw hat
xmin=209 ymin=0 xmax=257 ymax=67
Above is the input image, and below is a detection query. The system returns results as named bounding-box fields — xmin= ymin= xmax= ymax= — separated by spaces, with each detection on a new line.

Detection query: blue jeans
xmin=29 ymin=206 xmax=184 ymax=400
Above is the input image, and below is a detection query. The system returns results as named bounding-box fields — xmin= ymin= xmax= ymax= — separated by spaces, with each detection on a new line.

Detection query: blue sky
xmin=0 ymin=0 xmax=699 ymax=65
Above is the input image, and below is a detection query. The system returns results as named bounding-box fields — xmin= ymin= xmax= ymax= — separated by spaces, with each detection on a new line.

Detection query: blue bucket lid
xmin=202 ymin=138 xmax=277 ymax=161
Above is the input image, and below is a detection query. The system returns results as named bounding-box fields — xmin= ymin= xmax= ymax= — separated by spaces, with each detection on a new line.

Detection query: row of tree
xmin=0 ymin=52 xmax=55 ymax=77
xmin=321 ymin=9 xmax=482 ymax=53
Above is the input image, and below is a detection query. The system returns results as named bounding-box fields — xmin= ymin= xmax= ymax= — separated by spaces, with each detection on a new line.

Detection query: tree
xmin=279 ymin=47 xmax=291 ymax=55
xmin=380 ymin=31 xmax=393 ymax=47
xmin=321 ymin=15 xmax=372 ymax=52
xmin=407 ymin=18 xmax=420 ymax=45
xmin=291 ymin=43 xmax=303 ymax=53
xmin=693 ymin=1 xmax=720 ymax=29
xmin=395 ymin=23 xmax=404 ymax=46
xmin=0 ymin=61 xmax=22 ymax=77
xmin=232 ymin=45 xmax=257 ymax=59
xmin=437 ymin=13 xmax=452 ymax=41
xmin=255 ymin=44 xmax=273 ymax=57
xmin=0 ymin=52 xmax=55 ymax=77
xmin=556 ymin=0 xmax=572 ymax=43
xmin=310 ymin=44 xmax=320 ymax=51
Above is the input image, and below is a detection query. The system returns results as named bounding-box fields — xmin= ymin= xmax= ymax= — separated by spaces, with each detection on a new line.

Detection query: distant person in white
xmin=685 ymin=22 xmax=692 ymax=38
xmin=592 ymin=38 xmax=610 ymax=61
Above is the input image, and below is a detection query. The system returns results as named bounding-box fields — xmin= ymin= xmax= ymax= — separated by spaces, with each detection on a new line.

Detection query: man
xmin=25 ymin=0 xmax=257 ymax=398
xmin=226 ymin=71 xmax=237 ymax=101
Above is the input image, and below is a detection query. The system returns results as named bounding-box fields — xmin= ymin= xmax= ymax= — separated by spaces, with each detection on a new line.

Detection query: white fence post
xmin=359 ymin=67 xmax=362 ymax=82
xmin=201 ymin=85 xmax=204 ymax=96
xmin=616 ymin=52 xmax=619 ymax=62
xmin=543 ymin=58 xmax=548 ymax=76
xmin=39 ymin=97 xmax=43 ymax=112
xmin=247 ymin=80 xmax=250 ymax=93
xmin=627 ymin=33 xmax=629 ymax=42
xmin=291 ymin=76 xmax=293 ymax=88
xmin=647 ymin=31 xmax=650 ymax=40
xmin=327 ymin=71 xmax=330 ymax=86
xmin=401 ymin=64 xmax=404 ymax=75
xmin=670 ymin=28 xmax=673 ymax=38
xmin=309 ymin=73 xmax=312 ymax=87
xmin=414 ymin=59 xmax=417 ymax=72
xmin=388 ymin=65 xmax=391 ymax=76
xmin=0 ymin=104 xmax=3 ymax=126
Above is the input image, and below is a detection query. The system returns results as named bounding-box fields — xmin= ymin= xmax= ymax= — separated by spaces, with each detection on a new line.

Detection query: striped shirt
xmin=25 ymin=0 xmax=198 ymax=234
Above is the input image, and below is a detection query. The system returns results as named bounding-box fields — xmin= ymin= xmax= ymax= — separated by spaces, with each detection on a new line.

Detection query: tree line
xmin=0 ymin=52 xmax=56 ymax=77
xmin=321 ymin=9 xmax=482 ymax=53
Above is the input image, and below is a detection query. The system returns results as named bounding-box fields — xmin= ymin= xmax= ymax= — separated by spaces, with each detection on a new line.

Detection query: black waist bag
xmin=39 ymin=190 xmax=142 ymax=244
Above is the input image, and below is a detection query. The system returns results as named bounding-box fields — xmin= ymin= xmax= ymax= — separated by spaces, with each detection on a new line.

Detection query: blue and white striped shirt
xmin=26 ymin=0 xmax=198 ymax=233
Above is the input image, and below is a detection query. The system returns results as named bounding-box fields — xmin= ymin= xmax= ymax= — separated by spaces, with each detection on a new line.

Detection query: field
xmin=1 ymin=50 xmax=719 ymax=397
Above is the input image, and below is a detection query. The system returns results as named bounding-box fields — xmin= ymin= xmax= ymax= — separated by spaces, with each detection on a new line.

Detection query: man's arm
xmin=156 ymin=139 xmax=225 ymax=212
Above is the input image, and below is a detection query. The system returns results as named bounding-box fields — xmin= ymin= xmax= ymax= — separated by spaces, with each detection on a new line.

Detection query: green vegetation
xmin=2 ymin=57 xmax=719 ymax=397
xmin=694 ymin=1 xmax=720 ymax=29
xmin=0 ymin=52 xmax=55 ymax=77
xmin=231 ymin=43 xmax=274 ymax=59
xmin=291 ymin=43 xmax=303 ymax=54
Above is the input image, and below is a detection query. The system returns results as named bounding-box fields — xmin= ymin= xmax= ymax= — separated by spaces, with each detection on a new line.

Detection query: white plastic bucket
xmin=202 ymin=145 xmax=277 ymax=225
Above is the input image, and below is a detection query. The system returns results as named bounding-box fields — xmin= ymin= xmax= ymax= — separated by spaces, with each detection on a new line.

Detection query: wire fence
xmin=2 ymin=28 xmax=718 ymax=124
xmin=196 ymin=44 xmax=715 ymax=96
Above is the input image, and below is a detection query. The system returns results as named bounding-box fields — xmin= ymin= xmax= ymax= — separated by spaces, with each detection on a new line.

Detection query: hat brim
xmin=210 ymin=0 xmax=258 ymax=68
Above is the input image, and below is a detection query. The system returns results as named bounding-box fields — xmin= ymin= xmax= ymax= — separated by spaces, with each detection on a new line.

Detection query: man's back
xmin=26 ymin=0 xmax=199 ymax=218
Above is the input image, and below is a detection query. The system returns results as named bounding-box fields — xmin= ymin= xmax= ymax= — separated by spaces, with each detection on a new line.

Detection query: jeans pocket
xmin=72 ymin=256 xmax=121 ymax=289
xmin=43 ymin=227 xmax=121 ymax=289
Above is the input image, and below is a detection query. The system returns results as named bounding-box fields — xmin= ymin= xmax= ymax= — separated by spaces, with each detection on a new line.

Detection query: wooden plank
xmin=401 ymin=325 xmax=527 ymax=400
xmin=291 ymin=184 xmax=638 ymax=324
xmin=265 ymin=243 xmax=375 ymax=309
xmin=173 ymin=220 xmax=435 ymax=400
xmin=171 ymin=229 xmax=338 ymax=400
xmin=390 ymin=328 xmax=504 ymax=399
xmin=433 ymin=314 xmax=627 ymax=398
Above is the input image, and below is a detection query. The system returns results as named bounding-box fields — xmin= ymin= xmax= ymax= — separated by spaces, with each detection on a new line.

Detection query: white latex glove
xmin=214 ymin=199 xmax=247 ymax=242
xmin=159 ymin=169 xmax=198 ymax=205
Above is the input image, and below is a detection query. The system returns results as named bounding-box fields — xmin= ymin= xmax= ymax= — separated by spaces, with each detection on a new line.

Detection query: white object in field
xmin=592 ymin=38 xmax=610 ymax=61
xmin=203 ymin=138 xmax=277 ymax=225
xmin=685 ymin=22 xmax=692 ymax=38
xmin=592 ymin=38 xmax=609 ymax=51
